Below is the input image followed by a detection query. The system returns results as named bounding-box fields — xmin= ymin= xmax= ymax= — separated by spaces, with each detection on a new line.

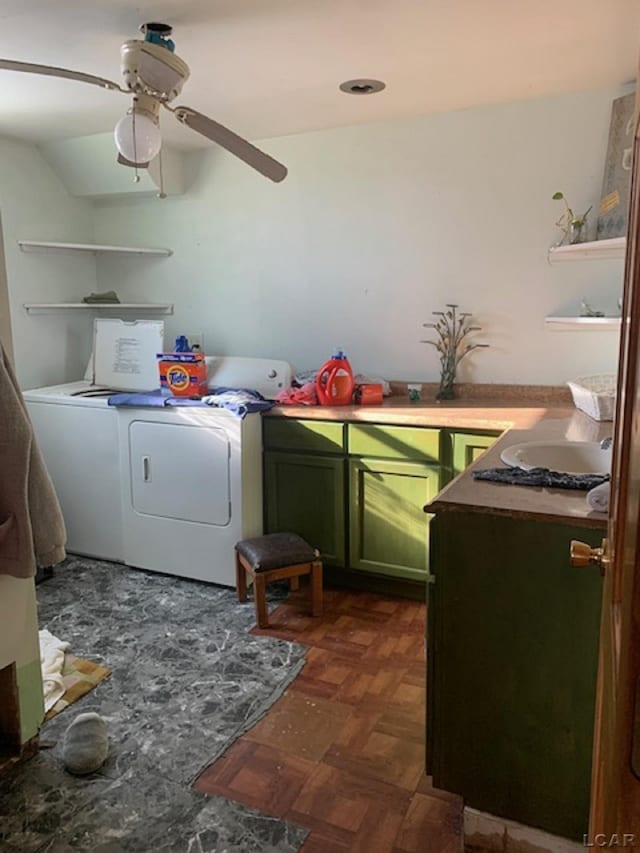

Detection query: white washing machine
xmin=23 ymin=319 xmax=164 ymax=563
xmin=23 ymin=381 xmax=123 ymax=561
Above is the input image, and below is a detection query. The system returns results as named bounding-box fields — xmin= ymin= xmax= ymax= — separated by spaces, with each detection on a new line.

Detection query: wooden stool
xmin=235 ymin=533 xmax=323 ymax=628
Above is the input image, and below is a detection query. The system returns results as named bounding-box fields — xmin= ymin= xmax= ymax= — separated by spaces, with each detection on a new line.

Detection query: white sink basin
xmin=500 ymin=440 xmax=611 ymax=475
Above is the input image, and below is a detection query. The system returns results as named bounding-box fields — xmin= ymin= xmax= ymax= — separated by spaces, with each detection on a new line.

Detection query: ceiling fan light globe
xmin=114 ymin=112 xmax=162 ymax=163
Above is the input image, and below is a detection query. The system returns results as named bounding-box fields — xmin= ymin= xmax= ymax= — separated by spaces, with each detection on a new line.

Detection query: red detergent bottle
xmin=316 ymin=350 xmax=355 ymax=406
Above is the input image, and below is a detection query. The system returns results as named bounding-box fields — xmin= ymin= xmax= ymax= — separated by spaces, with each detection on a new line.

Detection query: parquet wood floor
xmin=193 ymin=585 xmax=463 ymax=852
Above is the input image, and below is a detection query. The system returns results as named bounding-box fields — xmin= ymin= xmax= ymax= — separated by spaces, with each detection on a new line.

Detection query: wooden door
xmin=587 ymin=82 xmax=640 ymax=843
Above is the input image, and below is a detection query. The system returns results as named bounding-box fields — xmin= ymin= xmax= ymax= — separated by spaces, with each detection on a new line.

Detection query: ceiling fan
xmin=0 ymin=22 xmax=288 ymax=183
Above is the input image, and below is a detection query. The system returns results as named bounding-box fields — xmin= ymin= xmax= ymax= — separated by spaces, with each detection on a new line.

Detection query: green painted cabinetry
xmin=264 ymin=451 xmax=346 ymax=566
xmin=427 ymin=510 xmax=603 ymax=840
xmin=450 ymin=430 xmax=499 ymax=477
xmin=349 ymin=457 xmax=439 ymax=581
xmin=348 ymin=423 xmax=440 ymax=462
xmin=263 ymin=418 xmax=345 ymax=455
xmin=264 ymin=417 xmax=500 ymax=590
xmin=263 ymin=419 xmax=346 ymax=566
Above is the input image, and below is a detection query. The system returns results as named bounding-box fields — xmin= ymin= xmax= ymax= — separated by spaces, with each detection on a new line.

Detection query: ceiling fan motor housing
xmin=120 ymin=40 xmax=189 ymax=101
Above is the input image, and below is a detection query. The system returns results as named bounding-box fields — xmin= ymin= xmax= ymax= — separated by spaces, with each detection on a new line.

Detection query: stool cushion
xmin=236 ymin=533 xmax=318 ymax=572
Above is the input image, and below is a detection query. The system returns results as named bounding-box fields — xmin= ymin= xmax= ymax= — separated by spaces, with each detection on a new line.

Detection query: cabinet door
xmin=349 ymin=457 xmax=439 ymax=581
xmin=428 ymin=512 xmax=603 ymax=840
xmin=451 ymin=431 xmax=499 ymax=477
xmin=264 ymin=451 xmax=346 ymax=566
xmin=129 ymin=420 xmax=230 ymax=525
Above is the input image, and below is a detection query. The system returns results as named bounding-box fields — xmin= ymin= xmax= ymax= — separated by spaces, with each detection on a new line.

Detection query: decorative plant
xmin=421 ymin=304 xmax=489 ymax=400
xmin=552 ymin=191 xmax=593 ymax=245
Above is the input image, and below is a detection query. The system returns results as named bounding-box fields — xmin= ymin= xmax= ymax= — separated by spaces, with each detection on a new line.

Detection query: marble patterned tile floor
xmin=0 ymin=557 xmax=309 ymax=853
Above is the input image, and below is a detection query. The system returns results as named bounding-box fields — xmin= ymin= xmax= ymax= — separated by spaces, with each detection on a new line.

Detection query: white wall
xmin=91 ymin=85 xmax=627 ymax=385
xmin=0 ymin=137 xmax=97 ymax=389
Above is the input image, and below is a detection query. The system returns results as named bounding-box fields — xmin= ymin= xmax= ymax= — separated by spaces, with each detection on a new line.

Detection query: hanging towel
xmin=586 ymin=481 xmax=610 ymax=513
xmin=473 ymin=466 xmax=610 ymax=491
xmin=39 ymin=629 xmax=70 ymax=712
xmin=0 ymin=344 xmax=66 ymax=578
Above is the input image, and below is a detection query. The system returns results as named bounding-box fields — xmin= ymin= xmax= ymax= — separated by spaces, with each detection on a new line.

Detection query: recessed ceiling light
xmin=339 ymin=78 xmax=386 ymax=95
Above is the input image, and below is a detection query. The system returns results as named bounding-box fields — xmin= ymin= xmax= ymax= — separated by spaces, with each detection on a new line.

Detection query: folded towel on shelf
xmin=586 ymin=481 xmax=610 ymax=513
xmin=473 ymin=466 xmax=610 ymax=491
xmin=39 ymin=628 xmax=71 ymax=712
xmin=82 ymin=290 xmax=120 ymax=304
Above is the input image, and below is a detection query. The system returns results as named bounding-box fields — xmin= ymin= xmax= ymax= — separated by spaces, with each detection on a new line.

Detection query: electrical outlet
xmin=187 ymin=332 xmax=204 ymax=351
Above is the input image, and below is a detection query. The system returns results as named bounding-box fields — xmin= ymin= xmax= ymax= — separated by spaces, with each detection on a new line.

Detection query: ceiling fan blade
xmin=171 ymin=105 xmax=287 ymax=183
xmin=0 ymin=58 xmax=125 ymax=92
xmin=117 ymin=153 xmax=150 ymax=169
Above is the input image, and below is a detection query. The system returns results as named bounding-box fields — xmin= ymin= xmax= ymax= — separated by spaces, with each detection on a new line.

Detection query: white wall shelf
xmin=545 ymin=316 xmax=621 ymax=331
xmin=18 ymin=240 xmax=173 ymax=257
xmin=547 ymin=236 xmax=625 ymax=263
xmin=23 ymin=302 xmax=174 ymax=315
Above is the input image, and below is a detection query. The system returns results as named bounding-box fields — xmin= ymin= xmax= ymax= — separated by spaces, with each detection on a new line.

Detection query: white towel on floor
xmin=39 ymin=629 xmax=70 ymax=712
xmin=586 ymin=481 xmax=610 ymax=514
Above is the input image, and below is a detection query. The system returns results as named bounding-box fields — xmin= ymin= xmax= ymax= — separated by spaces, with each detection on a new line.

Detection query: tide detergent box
xmin=157 ymin=352 xmax=208 ymax=397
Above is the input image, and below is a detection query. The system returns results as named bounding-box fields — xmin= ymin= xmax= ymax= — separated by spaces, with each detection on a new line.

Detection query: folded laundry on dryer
xmin=202 ymin=388 xmax=274 ymax=418
xmin=108 ymin=387 xmax=275 ymax=417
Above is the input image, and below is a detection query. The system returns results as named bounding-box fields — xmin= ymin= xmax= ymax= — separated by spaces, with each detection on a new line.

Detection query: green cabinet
xmin=263 ymin=420 xmax=346 ymax=566
xmin=263 ymin=417 xmax=345 ymax=455
xmin=427 ymin=510 xmax=603 ymax=840
xmin=263 ymin=417 xmax=500 ymax=591
xmin=348 ymin=423 xmax=440 ymax=462
xmin=450 ymin=430 xmax=498 ymax=477
xmin=264 ymin=451 xmax=345 ymax=566
xmin=349 ymin=457 xmax=439 ymax=581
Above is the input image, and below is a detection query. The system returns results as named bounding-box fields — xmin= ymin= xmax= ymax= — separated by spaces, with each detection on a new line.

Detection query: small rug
xmin=44 ymin=653 xmax=111 ymax=721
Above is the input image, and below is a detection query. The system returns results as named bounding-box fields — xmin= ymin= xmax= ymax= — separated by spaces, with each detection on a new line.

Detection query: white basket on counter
xmin=566 ymin=374 xmax=616 ymax=421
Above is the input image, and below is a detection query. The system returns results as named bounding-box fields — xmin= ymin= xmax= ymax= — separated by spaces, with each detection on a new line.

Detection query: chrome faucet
xmin=600 ymin=436 xmax=613 ymax=450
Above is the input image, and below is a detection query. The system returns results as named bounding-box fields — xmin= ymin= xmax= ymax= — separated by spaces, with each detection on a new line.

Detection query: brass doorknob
xmin=570 ymin=539 xmax=609 ymax=574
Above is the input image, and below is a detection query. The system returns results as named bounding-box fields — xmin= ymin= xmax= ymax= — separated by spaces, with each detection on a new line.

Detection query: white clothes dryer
xmin=116 ymin=356 xmax=291 ymax=586
xmin=116 ymin=405 xmax=261 ymax=585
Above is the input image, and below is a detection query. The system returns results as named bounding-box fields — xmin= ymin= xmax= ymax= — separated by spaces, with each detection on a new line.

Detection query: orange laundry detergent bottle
xmin=316 ymin=350 xmax=355 ymax=406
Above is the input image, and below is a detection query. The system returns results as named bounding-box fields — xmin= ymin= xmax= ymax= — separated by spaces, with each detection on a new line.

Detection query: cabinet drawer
xmin=347 ymin=423 xmax=440 ymax=462
xmin=263 ymin=418 xmax=346 ymax=454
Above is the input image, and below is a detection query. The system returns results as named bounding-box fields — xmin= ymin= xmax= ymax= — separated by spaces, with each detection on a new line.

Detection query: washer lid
xmin=93 ymin=318 xmax=164 ymax=391
xmin=22 ymin=381 xmax=113 ymax=407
